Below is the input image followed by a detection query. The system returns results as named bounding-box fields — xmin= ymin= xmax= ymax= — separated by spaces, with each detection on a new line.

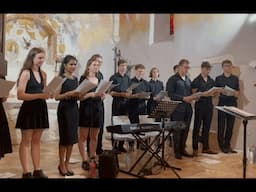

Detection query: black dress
xmin=79 ymin=75 xmax=103 ymax=128
xmin=57 ymin=76 xmax=79 ymax=145
xmin=0 ymin=77 xmax=12 ymax=159
xmin=16 ymin=69 xmax=49 ymax=130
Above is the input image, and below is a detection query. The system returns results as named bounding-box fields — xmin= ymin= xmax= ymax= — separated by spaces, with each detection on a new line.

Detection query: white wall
xmin=118 ymin=14 xmax=256 ymax=150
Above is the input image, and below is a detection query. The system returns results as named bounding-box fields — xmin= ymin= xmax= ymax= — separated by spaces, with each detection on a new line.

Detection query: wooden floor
xmin=0 ymin=136 xmax=256 ymax=179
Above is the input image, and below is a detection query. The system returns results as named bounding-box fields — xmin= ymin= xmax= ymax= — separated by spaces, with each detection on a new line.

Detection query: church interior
xmin=1 ymin=14 xmax=256 ymax=179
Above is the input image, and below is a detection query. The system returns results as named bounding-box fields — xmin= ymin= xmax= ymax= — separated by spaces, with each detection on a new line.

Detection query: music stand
xmin=148 ymin=100 xmax=182 ymax=178
xmin=216 ymin=106 xmax=256 ymax=178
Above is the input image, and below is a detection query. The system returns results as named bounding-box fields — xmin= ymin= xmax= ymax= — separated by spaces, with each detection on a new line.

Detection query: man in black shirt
xmin=109 ymin=59 xmax=131 ymax=152
xmin=191 ymin=61 xmax=218 ymax=156
xmin=215 ymin=60 xmax=240 ymax=153
xmin=166 ymin=59 xmax=198 ymax=159
xmin=128 ymin=64 xmax=150 ymax=124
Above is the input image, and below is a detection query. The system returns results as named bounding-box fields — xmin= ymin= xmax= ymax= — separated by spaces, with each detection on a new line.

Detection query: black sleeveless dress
xmin=57 ymin=76 xmax=79 ymax=145
xmin=0 ymin=78 xmax=12 ymax=159
xmin=15 ymin=69 xmax=49 ymax=130
xmin=79 ymin=75 xmax=103 ymax=128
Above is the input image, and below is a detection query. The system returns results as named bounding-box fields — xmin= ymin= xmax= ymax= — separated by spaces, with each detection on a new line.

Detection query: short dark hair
xmin=135 ymin=64 xmax=145 ymax=70
xmin=149 ymin=67 xmax=160 ymax=78
xmin=178 ymin=59 xmax=189 ymax=66
xmin=118 ymin=59 xmax=127 ymax=66
xmin=173 ymin=64 xmax=179 ymax=72
xmin=201 ymin=61 xmax=211 ymax=69
xmin=222 ymin=59 xmax=232 ymax=67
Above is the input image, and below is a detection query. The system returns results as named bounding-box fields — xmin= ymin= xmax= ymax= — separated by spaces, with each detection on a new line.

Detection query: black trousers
xmin=192 ymin=102 xmax=213 ymax=150
xmin=171 ymin=106 xmax=192 ymax=156
xmin=217 ymin=110 xmax=235 ymax=151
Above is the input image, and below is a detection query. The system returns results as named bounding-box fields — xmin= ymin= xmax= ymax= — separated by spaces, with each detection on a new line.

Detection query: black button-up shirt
xmin=215 ymin=73 xmax=239 ymax=106
xmin=109 ymin=72 xmax=131 ymax=116
xmin=191 ymin=74 xmax=215 ymax=105
xmin=148 ymin=79 xmax=164 ymax=97
xmin=166 ymin=73 xmax=192 ymax=112
xmin=129 ymin=77 xmax=150 ymax=115
xmin=147 ymin=79 xmax=164 ymax=115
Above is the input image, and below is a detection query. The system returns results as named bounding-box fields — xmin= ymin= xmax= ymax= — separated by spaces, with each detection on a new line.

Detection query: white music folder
xmin=0 ymin=79 xmax=16 ymax=98
xmin=223 ymin=85 xmax=236 ymax=96
xmin=95 ymin=80 xmax=113 ymax=94
xmin=126 ymin=82 xmax=140 ymax=92
xmin=75 ymin=79 xmax=97 ymax=95
xmin=43 ymin=76 xmax=66 ymax=95
xmin=154 ymin=91 xmax=167 ymax=101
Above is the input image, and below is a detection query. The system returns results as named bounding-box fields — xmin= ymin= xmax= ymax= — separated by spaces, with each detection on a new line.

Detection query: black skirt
xmin=57 ymin=100 xmax=79 ymax=145
xmin=16 ymin=99 xmax=49 ymax=130
xmin=79 ymin=98 xmax=103 ymax=128
xmin=0 ymin=102 xmax=12 ymax=159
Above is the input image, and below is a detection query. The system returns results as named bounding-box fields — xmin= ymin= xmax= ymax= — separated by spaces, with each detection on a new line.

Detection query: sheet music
xmin=192 ymin=91 xmax=203 ymax=97
xmin=106 ymin=83 xmax=119 ymax=93
xmin=95 ymin=80 xmax=113 ymax=94
xmin=223 ymin=85 xmax=236 ymax=96
xmin=131 ymin=92 xmax=151 ymax=99
xmin=154 ymin=91 xmax=167 ymax=101
xmin=206 ymin=86 xmax=224 ymax=94
xmin=126 ymin=82 xmax=140 ymax=92
xmin=43 ymin=76 xmax=66 ymax=94
xmin=0 ymin=79 xmax=16 ymax=98
xmin=75 ymin=79 xmax=97 ymax=94
xmin=223 ymin=106 xmax=256 ymax=118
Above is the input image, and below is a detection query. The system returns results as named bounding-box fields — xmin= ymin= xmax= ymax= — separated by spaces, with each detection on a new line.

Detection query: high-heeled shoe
xmin=58 ymin=166 xmax=67 ymax=176
xmin=66 ymin=170 xmax=74 ymax=176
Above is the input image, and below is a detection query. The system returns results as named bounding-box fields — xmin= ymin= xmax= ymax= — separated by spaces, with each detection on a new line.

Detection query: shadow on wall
xmin=221 ymin=15 xmax=256 ymax=65
xmin=210 ymin=66 xmax=249 ymax=151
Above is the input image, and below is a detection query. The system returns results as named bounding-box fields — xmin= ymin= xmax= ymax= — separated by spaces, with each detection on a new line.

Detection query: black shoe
xmin=82 ymin=161 xmax=90 ymax=170
xmin=202 ymin=149 xmax=218 ymax=154
xmin=229 ymin=148 xmax=237 ymax=153
xmin=22 ymin=172 xmax=33 ymax=179
xmin=193 ymin=149 xmax=198 ymax=157
xmin=66 ymin=170 xmax=74 ymax=176
xmin=182 ymin=150 xmax=193 ymax=157
xmin=33 ymin=170 xmax=48 ymax=179
xmin=118 ymin=146 xmax=127 ymax=153
xmin=222 ymin=148 xmax=229 ymax=153
xmin=58 ymin=166 xmax=67 ymax=176
xmin=175 ymin=154 xmax=182 ymax=159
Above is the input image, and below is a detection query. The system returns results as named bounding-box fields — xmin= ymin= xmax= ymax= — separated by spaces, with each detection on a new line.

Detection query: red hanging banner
xmin=170 ymin=14 xmax=174 ymax=35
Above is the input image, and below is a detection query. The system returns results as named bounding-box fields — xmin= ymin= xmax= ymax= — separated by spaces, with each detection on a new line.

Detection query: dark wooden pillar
xmin=0 ymin=14 xmax=7 ymax=77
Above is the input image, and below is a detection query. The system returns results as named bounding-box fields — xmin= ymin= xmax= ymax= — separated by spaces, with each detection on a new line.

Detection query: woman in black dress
xmin=55 ymin=55 xmax=79 ymax=176
xmin=147 ymin=67 xmax=164 ymax=116
xmin=0 ymin=76 xmax=12 ymax=160
xmin=16 ymin=47 xmax=51 ymax=178
xmin=78 ymin=55 xmax=104 ymax=170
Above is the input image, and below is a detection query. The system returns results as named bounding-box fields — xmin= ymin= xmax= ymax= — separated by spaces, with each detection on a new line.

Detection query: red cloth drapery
xmin=170 ymin=14 xmax=174 ymax=35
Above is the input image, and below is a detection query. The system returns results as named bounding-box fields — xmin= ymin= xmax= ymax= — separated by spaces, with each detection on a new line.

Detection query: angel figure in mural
xmin=23 ymin=37 xmax=31 ymax=49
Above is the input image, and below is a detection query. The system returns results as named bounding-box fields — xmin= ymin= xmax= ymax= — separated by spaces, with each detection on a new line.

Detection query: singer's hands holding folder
xmin=79 ymin=91 xmax=105 ymax=101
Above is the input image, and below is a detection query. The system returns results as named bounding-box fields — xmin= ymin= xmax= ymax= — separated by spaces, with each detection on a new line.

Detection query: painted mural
xmin=5 ymin=14 xmax=113 ymax=84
